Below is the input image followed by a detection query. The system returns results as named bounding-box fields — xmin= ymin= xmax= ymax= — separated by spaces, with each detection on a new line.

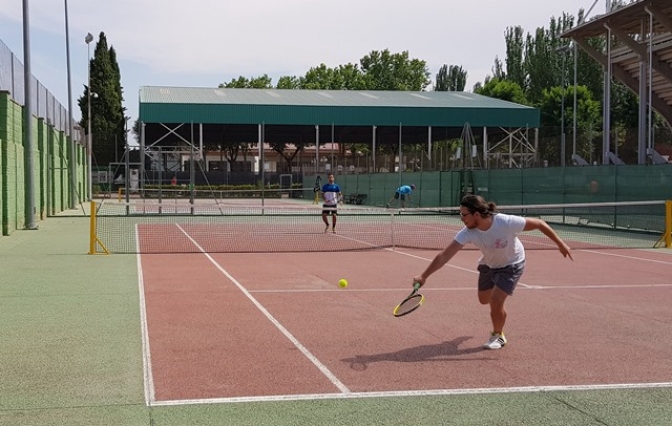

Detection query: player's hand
xmin=559 ymin=242 xmax=573 ymax=260
xmin=413 ymin=276 xmax=425 ymax=287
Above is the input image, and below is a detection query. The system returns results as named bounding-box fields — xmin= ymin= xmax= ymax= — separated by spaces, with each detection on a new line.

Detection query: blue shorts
xmin=477 ymin=261 xmax=525 ymax=296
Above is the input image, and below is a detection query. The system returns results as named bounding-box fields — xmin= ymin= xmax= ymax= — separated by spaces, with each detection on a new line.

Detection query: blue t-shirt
xmin=322 ymin=183 xmax=341 ymax=205
xmin=397 ymin=185 xmax=413 ymax=195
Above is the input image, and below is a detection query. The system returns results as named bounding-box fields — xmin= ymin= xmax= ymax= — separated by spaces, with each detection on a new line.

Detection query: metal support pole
xmin=572 ymin=42 xmax=578 ymax=157
xmin=398 ymin=123 xmax=402 ymax=186
xmin=65 ymin=0 xmax=78 ymax=209
xmin=372 ymin=126 xmax=376 ymax=173
xmin=315 ymin=125 xmax=319 ymax=173
xmin=561 ymin=52 xmax=566 ymax=167
xmin=85 ymin=32 xmax=94 ymax=201
xmin=22 ymin=0 xmax=38 ymax=229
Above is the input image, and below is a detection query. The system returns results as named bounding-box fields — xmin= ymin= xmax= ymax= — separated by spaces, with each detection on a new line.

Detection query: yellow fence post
xmin=666 ymin=200 xmax=672 ymax=248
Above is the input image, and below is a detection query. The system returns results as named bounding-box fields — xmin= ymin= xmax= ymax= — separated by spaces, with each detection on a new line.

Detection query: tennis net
xmin=115 ymin=187 xmax=319 ymax=205
xmin=89 ymin=200 xmax=672 ymax=254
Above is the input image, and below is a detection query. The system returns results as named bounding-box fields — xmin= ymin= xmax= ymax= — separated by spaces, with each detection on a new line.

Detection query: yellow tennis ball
xmin=338 ymin=279 xmax=348 ymax=288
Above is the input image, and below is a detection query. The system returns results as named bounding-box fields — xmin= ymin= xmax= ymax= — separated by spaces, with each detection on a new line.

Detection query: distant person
xmin=413 ymin=195 xmax=572 ymax=350
xmin=171 ymin=175 xmax=177 ymax=186
xmin=589 ymin=179 xmax=599 ymax=195
xmin=387 ymin=184 xmax=416 ymax=208
xmin=321 ymin=173 xmax=342 ymax=233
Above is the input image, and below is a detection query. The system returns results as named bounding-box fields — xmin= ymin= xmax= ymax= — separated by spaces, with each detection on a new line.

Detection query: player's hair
xmin=460 ymin=194 xmax=497 ymax=217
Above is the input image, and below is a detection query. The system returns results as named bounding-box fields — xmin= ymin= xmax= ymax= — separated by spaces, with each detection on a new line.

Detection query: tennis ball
xmin=338 ymin=279 xmax=348 ymax=288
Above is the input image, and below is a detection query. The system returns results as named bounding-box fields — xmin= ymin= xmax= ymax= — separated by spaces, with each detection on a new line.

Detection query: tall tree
xmin=435 ymin=65 xmax=467 ymax=91
xmin=434 ymin=65 xmax=449 ymax=91
xmin=335 ymin=63 xmax=367 ymax=90
xmin=219 ymin=74 xmax=273 ymax=88
xmin=300 ymin=64 xmax=342 ymax=89
xmin=504 ymin=26 xmax=526 ymax=90
xmin=78 ymin=32 xmax=125 ymax=167
xmin=447 ymin=65 xmax=468 ymax=91
xmin=475 ymin=79 xmax=528 ymax=105
xmin=538 ymin=85 xmax=601 ymax=165
xmin=276 ymin=75 xmax=300 ymax=89
xmin=359 ymin=49 xmax=430 ymax=91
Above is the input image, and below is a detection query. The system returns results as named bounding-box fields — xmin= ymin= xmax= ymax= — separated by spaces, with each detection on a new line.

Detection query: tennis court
xmin=2 ymin=203 xmax=672 ymax=425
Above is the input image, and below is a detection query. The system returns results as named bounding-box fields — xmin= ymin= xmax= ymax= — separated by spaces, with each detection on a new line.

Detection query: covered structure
xmin=562 ymin=0 xmax=672 ymax=165
xmin=137 ymin=87 xmax=540 ymax=180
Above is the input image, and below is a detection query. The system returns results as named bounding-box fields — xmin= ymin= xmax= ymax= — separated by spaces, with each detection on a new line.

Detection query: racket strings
xmin=393 ymin=293 xmax=424 ymax=316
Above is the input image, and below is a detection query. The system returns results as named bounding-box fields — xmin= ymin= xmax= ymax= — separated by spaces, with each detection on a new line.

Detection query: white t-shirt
xmin=454 ymin=213 xmax=526 ymax=268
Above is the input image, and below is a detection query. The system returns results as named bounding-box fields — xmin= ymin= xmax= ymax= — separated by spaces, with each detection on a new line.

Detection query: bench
xmin=345 ymin=193 xmax=367 ymax=205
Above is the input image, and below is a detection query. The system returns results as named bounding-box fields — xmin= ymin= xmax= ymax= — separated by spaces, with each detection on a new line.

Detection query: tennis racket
xmin=393 ymin=282 xmax=425 ymax=317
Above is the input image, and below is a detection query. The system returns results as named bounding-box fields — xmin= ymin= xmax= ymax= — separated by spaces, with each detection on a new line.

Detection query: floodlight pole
xmin=65 ymin=0 xmax=78 ymax=209
xmin=572 ymin=0 xmax=599 ymax=159
xmin=85 ymin=32 xmax=93 ymax=200
xmin=556 ymin=46 xmax=571 ymax=167
xmin=22 ymin=0 xmax=38 ymax=229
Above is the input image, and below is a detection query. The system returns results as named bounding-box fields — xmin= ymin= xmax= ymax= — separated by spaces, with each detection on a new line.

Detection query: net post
xmin=89 ymin=201 xmax=97 ymax=254
xmin=390 ymin=211 xmax=396 ymax=251
xmin=89 ymin=201 xmax=109 ymax=255
xmin=666 ymin=200 xmax=672 ymax=248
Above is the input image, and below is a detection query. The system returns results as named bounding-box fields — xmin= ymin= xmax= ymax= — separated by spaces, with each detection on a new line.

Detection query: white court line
xmin=175 ymin=224 xmax=350 ymax=394
xmin=248 ymin=283 xmax=672 ymax=294
xmin=580 ymin=249 xmax=672 ymax=265
xmin=150 ymin=382 xmax=672 ymax=406
xmin=139 ymin=231 xmax=672 ymax=408
xmin=135 ymin=225 xmax=156 ymax=406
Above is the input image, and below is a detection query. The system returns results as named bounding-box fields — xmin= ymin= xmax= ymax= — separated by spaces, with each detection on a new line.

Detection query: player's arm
xmin=523 ymin=218 xmax=573 ymax=260
xmin=414 ymin=240 xmax=463 ymax=287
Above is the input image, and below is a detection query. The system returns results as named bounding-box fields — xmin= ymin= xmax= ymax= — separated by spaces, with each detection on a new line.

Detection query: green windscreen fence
xmin=305 ymin=164 xmax=672 ymax=208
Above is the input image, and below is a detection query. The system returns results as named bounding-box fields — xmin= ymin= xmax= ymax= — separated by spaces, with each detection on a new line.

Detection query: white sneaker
xmin=483 ymin=332 xmax=507 ymax=350
xmin=324 ymin=225 xmax=329 ymax=233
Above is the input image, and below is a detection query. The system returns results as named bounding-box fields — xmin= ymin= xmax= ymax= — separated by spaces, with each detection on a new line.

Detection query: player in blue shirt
xmin=321 ymin=173 xmax=342 ymax=233
xmin=386 ymin=184 xmax=416 ymax=208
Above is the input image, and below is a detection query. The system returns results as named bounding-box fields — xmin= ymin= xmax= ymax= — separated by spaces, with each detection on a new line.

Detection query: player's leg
xmin=400 ymin=194 xmax=406 ymax=208
xmin=388 ymin=192 xmax=400 ymax=207
xmin=477 ymin=265 xmax=505 ymax=349
xmin=322 ymin=210 xmax=330 ymax=232
xmin=332 ymin=210 xmax=337 ymax=233
xmin=477 ymin=265 xmax=494 ymax=305
xmin=488 ymin=287 xmax=509 ymax=335
xmin=481 ymin=287 xmax=508 ymax=350
xmin=386 ymin=193 xmax=395 ymax=208
xmin=480 ymin=261 xmax=525 ymax=349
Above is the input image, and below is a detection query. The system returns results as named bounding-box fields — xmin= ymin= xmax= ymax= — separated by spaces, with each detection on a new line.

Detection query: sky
xmin=0 ymin=0 xmax=605 ymax=126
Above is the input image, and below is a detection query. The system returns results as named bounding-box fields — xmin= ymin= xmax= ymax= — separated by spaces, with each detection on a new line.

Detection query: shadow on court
xmin=342 ymin=336 xmax=493 ymax=371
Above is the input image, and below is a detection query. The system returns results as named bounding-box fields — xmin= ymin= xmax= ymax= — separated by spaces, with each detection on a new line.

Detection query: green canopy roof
xmin=139 ymin=86 xmax=539 ymax=128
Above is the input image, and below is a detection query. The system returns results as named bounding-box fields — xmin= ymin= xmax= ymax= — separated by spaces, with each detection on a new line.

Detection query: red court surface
xmin=139 ymin=246 xmax=672 ymax=403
